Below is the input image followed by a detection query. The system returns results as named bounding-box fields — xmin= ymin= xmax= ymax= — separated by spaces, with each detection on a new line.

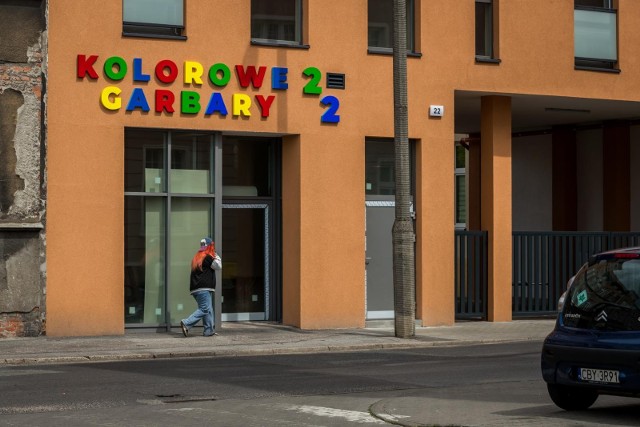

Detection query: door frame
xmin=365 ymin=198 xmax=396 ymax=320
xmin=221 ymin=202 xmax=272 ymax=321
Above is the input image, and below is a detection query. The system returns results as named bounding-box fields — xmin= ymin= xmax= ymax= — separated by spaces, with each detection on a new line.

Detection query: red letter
xmin=155 ymin=90 xmax=175 ymax=113
xmin=235 ymin=65 xmax=266 ymax=88
xmin=155 ymin=60 xmax=178 ymax=84
xmin=255 ymin=95 xmax=275 ymax=118
xmin=77 ymin=54 xmax=99 ymax=79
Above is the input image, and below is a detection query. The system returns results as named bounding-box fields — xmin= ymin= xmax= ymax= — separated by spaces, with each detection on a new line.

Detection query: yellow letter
xmin=184 ymin=61 xmax=204 ymax=85
xmin=232 ymin=93 xmax=251 ymax=117
xmin=101 ymin=86 xmax=122 ymax=110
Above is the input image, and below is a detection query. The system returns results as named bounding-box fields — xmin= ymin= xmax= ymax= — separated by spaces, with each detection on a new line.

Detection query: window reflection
xmin=251 ymin=0 xmax=301 ymax=44
xmin=124 ymin=196 xmax=166 ymax=324
xmin=366 ymin=141 xmax=396 ymax=196
xmin=223 ymin=137 xmax=273 ymax=197
xmin=124 ymin=129 xmax=166 ymax=193
xmin=170 ymin=132 xmax=212 ymax=194
xmin=368 ymin=0 xmax=415 ymax=52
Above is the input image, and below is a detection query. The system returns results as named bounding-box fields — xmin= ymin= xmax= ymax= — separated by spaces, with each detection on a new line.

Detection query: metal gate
xmin=455 ymin=231 xmax=640 ymax=319
xmin=455 ymin=230 xmax=488 ymax=319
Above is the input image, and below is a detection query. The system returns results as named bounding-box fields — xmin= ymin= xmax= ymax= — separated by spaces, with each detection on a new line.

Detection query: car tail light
xmin=614 ymin=253 xmax=640 ymax=259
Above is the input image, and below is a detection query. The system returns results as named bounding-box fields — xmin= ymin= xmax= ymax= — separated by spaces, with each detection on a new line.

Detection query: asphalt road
xmin=0 ymin=341 xmax=639 ymax=426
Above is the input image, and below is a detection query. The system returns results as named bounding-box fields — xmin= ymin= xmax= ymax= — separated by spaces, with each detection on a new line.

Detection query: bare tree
xmin=392 ymin=0 xmax=415 ymax=338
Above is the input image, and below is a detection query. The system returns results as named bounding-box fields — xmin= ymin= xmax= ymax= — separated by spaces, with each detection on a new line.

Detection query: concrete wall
xmin=0 ymin=1 xmax=46 ymax=337
xmin=576 ymin=129 xmax=604 ymax=231
xmin=512 ymin=134 xmax=552 ymax=231
xmin=512 ymin=127 xmax=640 ymax=233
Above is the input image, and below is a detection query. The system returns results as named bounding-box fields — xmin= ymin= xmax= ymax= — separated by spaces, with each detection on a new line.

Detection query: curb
xmin=0 ymin=336 xmax=545 ymax=366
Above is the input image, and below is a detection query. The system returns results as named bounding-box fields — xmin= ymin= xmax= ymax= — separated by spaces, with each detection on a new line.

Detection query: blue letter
xmin=126 ymin=88 xmax=150 ymax=112
xmin=205 ymin=92 xmax=228 ymax=116
xmin=133 ymin=58 xmax=150 ymax=82
xmin=271 ymin=67 xmax=288 ymax=90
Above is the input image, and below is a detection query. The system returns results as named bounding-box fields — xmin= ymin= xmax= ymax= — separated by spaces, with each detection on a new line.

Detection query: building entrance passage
xmin=221 ymin=204 xmax=271 ymax=321
xmin=364 ymin=139 xmax=415 ymax=320
xmin=124 ymin=131 xmax=281 ymax=329
xmin=365 ymin=200 xmax=416 ymax=320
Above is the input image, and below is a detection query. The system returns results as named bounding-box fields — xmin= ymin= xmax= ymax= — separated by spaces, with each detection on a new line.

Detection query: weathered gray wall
xmin=0 ymin=0 xmax=46 ymax=337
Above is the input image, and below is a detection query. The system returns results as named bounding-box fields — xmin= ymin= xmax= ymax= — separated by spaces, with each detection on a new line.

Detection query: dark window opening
xmin=475 ymin=0 xmax=494 ymax=59
xmin=368 ymin=0 xmax=416 ymax=54
xmin=251 ymin=0 xmax=302 ymax=45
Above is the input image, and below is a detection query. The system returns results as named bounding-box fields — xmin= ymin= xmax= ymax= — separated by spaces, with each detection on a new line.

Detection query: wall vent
xmin=326 ymin=73 xmax=345 ymax=89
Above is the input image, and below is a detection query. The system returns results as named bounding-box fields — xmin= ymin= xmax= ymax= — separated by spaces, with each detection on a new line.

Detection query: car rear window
xmin=563 ymin=256 xmax=640 ymax=331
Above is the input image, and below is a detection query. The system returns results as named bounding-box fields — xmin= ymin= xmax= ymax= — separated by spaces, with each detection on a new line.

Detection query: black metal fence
xmin=455 ymin=230 xmax=488 ymax=319
xmin=512 ymin=231 xmax=640 ymax=316
xmin=455 ymin=231 xmax=640 ymax=319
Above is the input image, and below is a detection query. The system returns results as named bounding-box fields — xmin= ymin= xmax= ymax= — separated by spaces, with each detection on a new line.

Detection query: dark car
xmin=541 ymin=247 xmax=640 ymax=410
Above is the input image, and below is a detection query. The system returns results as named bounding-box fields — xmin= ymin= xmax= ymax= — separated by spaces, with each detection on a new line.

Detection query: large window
xmin=125 ymin=131 xmax=281 ymax=327
xmin=574 ymin=0 xmax=618 ymax=71
xmin=125 ymin=129 xmax=217 ymax=327
xmin=475 ymin=0 xmax=498 ymax=62
xmin=368 ymin=0 xmax=416 ymax=54
xmin=251 ymin=0 xmax=303 ymax=46
xmin=123 ymin=0 xmax=185 ymax=39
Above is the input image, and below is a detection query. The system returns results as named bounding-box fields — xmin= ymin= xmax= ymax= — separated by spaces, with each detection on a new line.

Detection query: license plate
xmin=579 ymin=368 xmax=620 ymax=384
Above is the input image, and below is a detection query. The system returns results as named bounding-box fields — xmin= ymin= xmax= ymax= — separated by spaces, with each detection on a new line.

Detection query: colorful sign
xmin=76 ymin=55 xmax=341 ymax=123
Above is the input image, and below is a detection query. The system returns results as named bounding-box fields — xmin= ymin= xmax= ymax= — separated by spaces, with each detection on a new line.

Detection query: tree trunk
xmin=392 ymin=0 xmax=415 ymax=338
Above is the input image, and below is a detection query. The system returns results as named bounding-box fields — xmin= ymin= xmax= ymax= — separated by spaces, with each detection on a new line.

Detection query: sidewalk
xmin=0 ymin=319 xmax=556 ymax=366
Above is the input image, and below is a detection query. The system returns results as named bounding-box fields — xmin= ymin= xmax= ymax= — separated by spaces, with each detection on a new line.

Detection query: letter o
xmin=209 ymin=63 xmax=231 ymax=87
xmin=155 ymin=60 xmax=179 ymax=84
xmin=103 ymin=56 xmax=128 ymax=81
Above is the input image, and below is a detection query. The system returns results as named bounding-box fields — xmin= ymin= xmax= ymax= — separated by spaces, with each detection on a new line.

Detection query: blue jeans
xmin=182 ymin=291 xmax=215 ymax=336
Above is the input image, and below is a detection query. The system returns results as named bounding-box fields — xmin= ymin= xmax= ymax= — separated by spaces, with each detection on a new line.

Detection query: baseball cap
xmin=199 ymin=237 xmax=212 ymax=250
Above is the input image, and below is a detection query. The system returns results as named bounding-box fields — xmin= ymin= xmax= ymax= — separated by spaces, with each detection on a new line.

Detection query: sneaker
xmin=204 ymin=332 xmax=218 ymax=337
xmin=180 ymin=321 xmax=189 ymax=337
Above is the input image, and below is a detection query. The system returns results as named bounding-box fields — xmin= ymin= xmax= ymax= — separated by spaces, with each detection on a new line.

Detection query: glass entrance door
xmin=221 ymin=204 xmax=270 ymax=320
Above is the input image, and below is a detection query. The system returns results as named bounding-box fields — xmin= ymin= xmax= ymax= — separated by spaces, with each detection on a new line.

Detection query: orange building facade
xmin=41 ymin=0 xmax=640 ymax=336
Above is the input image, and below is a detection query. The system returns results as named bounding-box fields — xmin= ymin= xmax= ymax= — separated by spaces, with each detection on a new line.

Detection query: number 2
xmin=303 ymin=67 xmax=322 ymax=95
xmin=321 ymin=96 xmax=340 ymax=123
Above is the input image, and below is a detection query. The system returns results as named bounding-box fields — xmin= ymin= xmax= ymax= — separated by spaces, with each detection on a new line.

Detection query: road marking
xmin=0 ymin=369 xmax=62 ymax=377
xmin=281 ymin=404 xmax=386 ymax=424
